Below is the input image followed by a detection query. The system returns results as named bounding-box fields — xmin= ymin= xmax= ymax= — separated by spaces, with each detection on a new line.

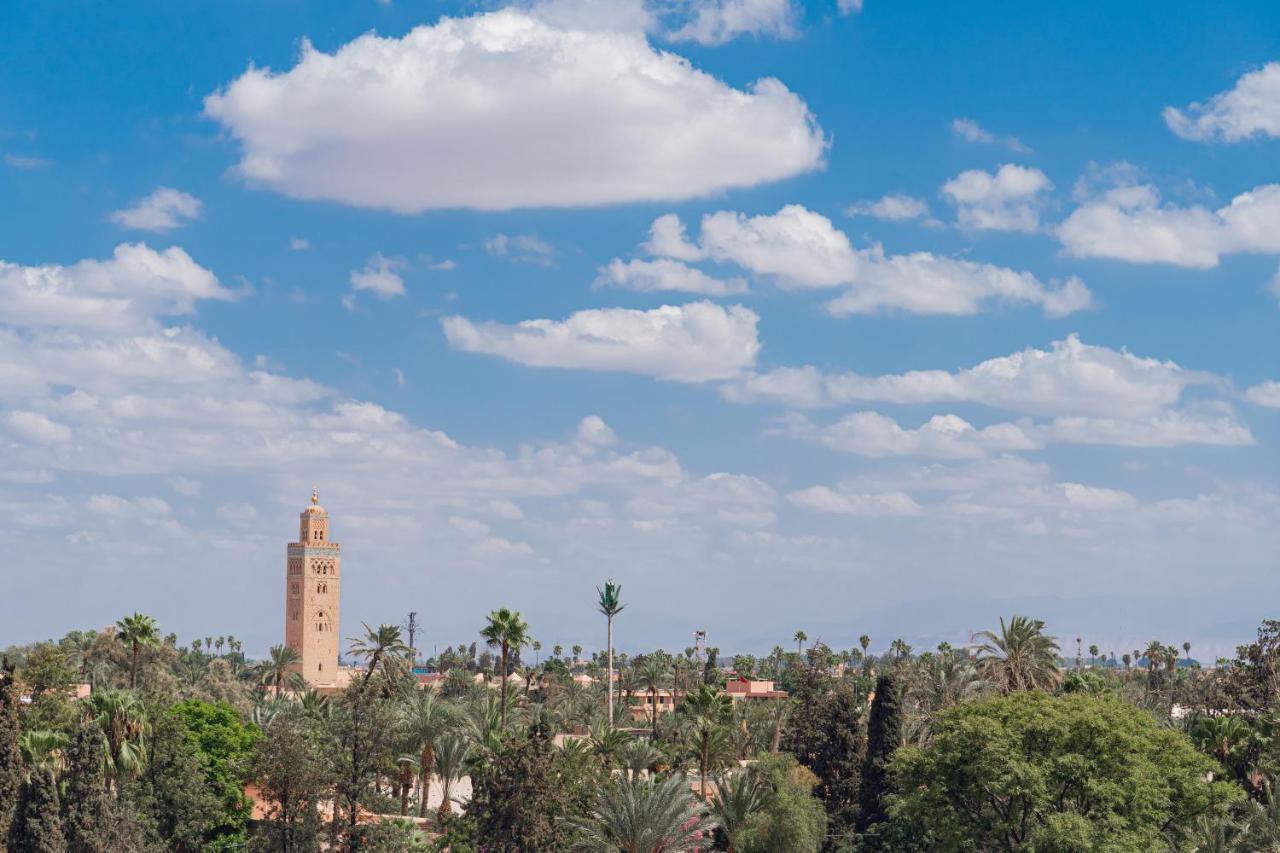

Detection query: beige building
xmin=285 ymin=490 xmax=341 ymax=687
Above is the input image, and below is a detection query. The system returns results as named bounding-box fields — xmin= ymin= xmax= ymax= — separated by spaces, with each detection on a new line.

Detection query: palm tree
xmin=1122 ymin=652 xmax=1132 ymax=670
xmin=18 ymin=730 xmax=70 ymax=782
xmin=597 ymin=580 xmax=625 ymax=727
xmin=569 ymin=773 xmax=715 ymax=852
xmin=86 ymin=689 xmax=149 ymax=791
xmin=1191 ymin=714 xmax=1251 ymax=768
xmin=573 ymin=644 xmax=584 ymax=665
xmin=532 ymin=640 xmax=542 ymax=665
xmin=680 ymin=684 xmax=734 ymax=800
xmin=588 ymin=722 xmax=633 ymax=772
xmin=1184 ymin=640 xmax=1193 ymax=661
xmin=348 ymin=623 xmax=411 ymax=688
xmin=636 ymin=658 xmax=670 ymax=738
xmin=433 ymin=734 xmax=470 ymax=825
xmin=794 ymin=630 xmax=807 ymax=658
xmin=402 ymin=691 xmax=459 ymax=818
xmin=973 ymin=615 xmax=1061 ymax=693
xmin=115 ymin=612 xmax=159 ymax=689
xmin=480 ymin=608 xmax=530 ymax=728
xmin=620 ymin=739 xmax=661 ymax=781
xmin=709 ymin=770 xmax=767 ymax=852
xmin=1088 ymin=644 xmax=1099 ymax=665
xmin=1238 ymin=785 xmax=1280 ymax=850
xmin=255 ymin=644 xmax=301 ymax=693
xmin=554 ymin=644 xmax=564 ymax=660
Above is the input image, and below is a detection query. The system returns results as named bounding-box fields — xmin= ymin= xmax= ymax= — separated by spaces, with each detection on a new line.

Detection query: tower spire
xmin=312 ymin=487 xmax=319 ymax=506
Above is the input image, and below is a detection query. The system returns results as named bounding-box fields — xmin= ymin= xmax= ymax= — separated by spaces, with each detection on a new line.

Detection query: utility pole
xmin=407 ymin=611 xmax=418 ymax=668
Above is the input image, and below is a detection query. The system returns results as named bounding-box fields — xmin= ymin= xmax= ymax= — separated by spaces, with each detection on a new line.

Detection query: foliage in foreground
xmin=882 ymin=691 xmax=1241 ymax=851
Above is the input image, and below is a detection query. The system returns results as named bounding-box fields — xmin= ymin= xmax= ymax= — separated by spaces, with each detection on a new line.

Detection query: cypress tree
xmin=0 ymin=659 xmax=23 ymax=843
xmin=63 ymin=721 xmax=109 ymax=853
xmin=857 ymin=673 xmax=903 ymax=840
xmin=782 ymin=667 xmax=864 ymax=846
xmin=10 ymin=770 xmax=68 ymax=853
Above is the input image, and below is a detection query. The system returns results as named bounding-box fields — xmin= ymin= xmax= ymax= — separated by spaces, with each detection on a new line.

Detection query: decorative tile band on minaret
xmin=284 ymin=488 xmax=340 ymax=687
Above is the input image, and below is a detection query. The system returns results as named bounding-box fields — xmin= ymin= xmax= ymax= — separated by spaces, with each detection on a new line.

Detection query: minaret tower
xmin=285 ymin=489 xmax=340 ymax=687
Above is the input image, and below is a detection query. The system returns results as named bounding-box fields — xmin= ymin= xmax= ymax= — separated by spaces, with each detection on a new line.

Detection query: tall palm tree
xmin=115 ymin=612 xmax=159 ymax=689
xmin=480 ymin=608 xmax=529 ymax=728
xmin=636 ymin=658 xmax=670 ymax=738
xmin=597 ymin=580 xmax=625 ymax=727
xmin=973 ymin=615 xmax=1061 ymax=693
xmin=348 ymin=623 xmax=411 ymax=688
xmin=794 ymin=630 xmax=807 ymax=658
xmin=86 ymin=689 xmax=149 ymax=791
xmin=680 ymin=684 xmax=734 ymax=800
xmin=433 ymin=734 xmax=470 ymax=825
xmin=569 ymin=773 xmax=715 ymax=852
xmin=532 ymin=640 xmax=542 ymax=665
xmin=255 ymin=644 xmax=302 ymax=693
xmin=402 ymin=691 xmax=459 ymax=818
xmin=709 ymin=770 xmax=767 ymax=852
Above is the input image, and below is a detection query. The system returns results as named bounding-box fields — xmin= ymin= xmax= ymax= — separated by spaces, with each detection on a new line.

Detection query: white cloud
xmin=441 ymin=300 xmax=760 ymax=382
xmin=724 ymin=334 xmax=1206 ymax=417
xmin=289 ymin=237 xmax=310 ymax=251
xmin=1164 ymin=62 xmax=1280 ymax=142
xmin=846 ymin=193 xmax=929 ymax=222
xmin=643 ymin=213 xmax=705 ymax=262
xmin=823 ymin=247 xmax=1090 ymax=317
xmin=1245 ymin=380 xmax=1280 ymax=408
xmin=668 ymin=0 xmax=796 ymax=45
xmin=786 ymin=485 xmax=922 ymax=516
xmin=108 ymin=188 xmax=203 ymax=233
xmin=670 ymin=205 xmax=1089 ymax=315
xmin=779 ymin=411 xmax=1039 ymax=458
xmin=349 ymin=253 xmax=406 ymax=299
xmin=836 ymin=0 xmax=863 ymax=14
xmin=699 ymin=205 xmax=859 ymax=287
xmin=1058 ymin=182 xmax=1280 ymax=268
xmin=0 ymin=243 xmax=232 ymax=332
xmin=1060 ymin=482 xmax=1137 ymax=510
xmin=950 ymin=117 xmax=1030 ymax=153
xmin=593 ymin=258 xmax=747 ymax=295
xmin=780 ymin=405 xmax=1252 ymax=457
xmin=940 ymin=164 xmax=1052 ymax=232
xmin=576 ymin=415 xmax=618 ymax=446
xmin=7 ymin=411 xmax=73 ymax=445
xmin=204 ymin=8 xmax=825 ymax=212
xmin=1042 ymin=405 xmax=1253 ymax=448
xmin=484 ymin=234 xmax=556 ymax=266
xmin=4 ymin=153 xmax=50 ymax=170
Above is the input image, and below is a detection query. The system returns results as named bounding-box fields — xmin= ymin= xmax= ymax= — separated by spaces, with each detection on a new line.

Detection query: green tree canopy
xmin=883 ymin=692 xmax=1241 ymax=852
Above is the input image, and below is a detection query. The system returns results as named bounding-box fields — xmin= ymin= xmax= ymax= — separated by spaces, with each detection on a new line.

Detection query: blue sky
xmin=1 ymin=0 xmax=1278 ymax=660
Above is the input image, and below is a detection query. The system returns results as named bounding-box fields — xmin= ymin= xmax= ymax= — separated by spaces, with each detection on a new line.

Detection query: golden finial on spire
xmin=311 ymin=487 xmax=319 ymax=506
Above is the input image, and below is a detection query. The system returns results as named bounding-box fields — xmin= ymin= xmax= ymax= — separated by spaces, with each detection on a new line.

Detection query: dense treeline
xmin=4 ymin=600 xmax=1280 ymax=851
